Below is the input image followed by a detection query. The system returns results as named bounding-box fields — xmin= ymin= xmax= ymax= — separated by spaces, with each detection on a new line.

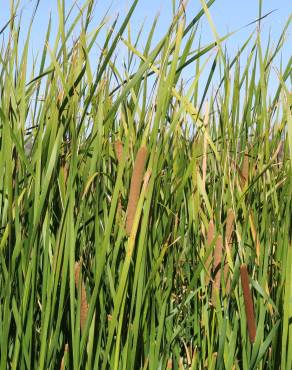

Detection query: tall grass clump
xmin=0 ymin=0 xmax=291 ymax=369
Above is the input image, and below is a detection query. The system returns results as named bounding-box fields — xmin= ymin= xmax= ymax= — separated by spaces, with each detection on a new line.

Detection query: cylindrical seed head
xmin=205 ymin=219 xmax=215 ymax=286
xmin=126 ymin=146 xmax=148 ymax=235
xmin=240 ymin=264 xmax=256 ymax=343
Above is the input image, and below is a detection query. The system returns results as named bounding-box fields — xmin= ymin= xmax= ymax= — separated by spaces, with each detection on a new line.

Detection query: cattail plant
xmin=74 ymin=261 xmax=89 ymax=333
xmin=0 ymin=0 xmax=290 ymax=367
xmin=126 ymin=146 xmax=148 ymax=235
xmin=115 ymin=140 xmax=123 ymax=162
xmin=205 ymin=219 xmax=215 ymax=286
xmin=224 ymin=208 xmax=235 ymax=293
xmin=212 ymin=235 xmax=223 ymax=306
xmin=240 ymin=264 xmax=257 ymax=343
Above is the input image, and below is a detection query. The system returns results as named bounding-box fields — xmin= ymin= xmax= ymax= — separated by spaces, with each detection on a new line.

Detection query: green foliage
xmin=0 ymin=1 xmax=291 ymax=369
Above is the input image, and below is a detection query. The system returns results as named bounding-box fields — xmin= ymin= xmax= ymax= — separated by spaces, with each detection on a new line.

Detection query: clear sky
xmin=0 ymin=0 xmax=291 ymax=93
xmin=1 ymin=0 xmax=290 ymax=53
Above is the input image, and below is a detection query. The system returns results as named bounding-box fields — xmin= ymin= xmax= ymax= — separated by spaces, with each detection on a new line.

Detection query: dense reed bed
xmin=0 ymin=0 xmax=291 ymax=369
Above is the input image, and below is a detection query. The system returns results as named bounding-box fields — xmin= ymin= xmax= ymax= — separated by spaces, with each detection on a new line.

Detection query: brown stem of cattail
xmin=240 ymin=264 xmax=256 ymax=343
xmin=205 ymin=219 xmax=215 ymax=286
xmin=167 ymin=359 xmax=173 ymax=369
xmin=126 ymin=146 xmax=147 ymax=235
xmin=240 ymin=149 xmax=249 ymax=188
xmin=59 ymin=343 xmax=69 ymax=370
xmin=224 ymin=209 xmax=235 ymax=293
xmin=74 ymin=261 xmax=89 ymax=333
xmin=212 ymin=235 xmax=223 ymax=306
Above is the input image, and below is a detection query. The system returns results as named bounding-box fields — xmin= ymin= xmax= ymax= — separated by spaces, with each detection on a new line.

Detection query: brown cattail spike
xmin=205 ymin=220 xmax=215 ymax=286
xmin=240 ymin=264 xmax=256 ymax=343
xmin=74 ymin=261 xmax=89 ymax=333
xmin=225 ymin=209 xmax=235 ymax=246
xmin=126 ymin=146 xmax=148 ymax=235
xmin=115 ymin=140 xmax=123 ymax=162
xmin=212 ymin=235 xmax=223 ymax=306
xmin=224 ymin=209 xmax=235 ymax=293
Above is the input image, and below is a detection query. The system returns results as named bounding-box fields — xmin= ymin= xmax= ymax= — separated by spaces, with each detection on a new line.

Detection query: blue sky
xmin=1 ymin=0 xmax=290 ymax=55
xmin=0 ymin=0 xmax=291 ymax=95
xmin=0 ymin=0 xmax=292 ymax=46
